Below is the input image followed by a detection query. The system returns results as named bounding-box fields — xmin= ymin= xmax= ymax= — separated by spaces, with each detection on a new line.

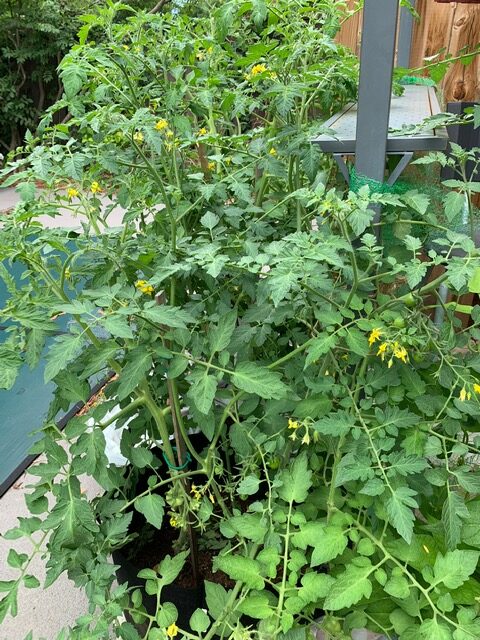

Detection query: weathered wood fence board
xmin=337 ymin=1 xmax=480 ymax=102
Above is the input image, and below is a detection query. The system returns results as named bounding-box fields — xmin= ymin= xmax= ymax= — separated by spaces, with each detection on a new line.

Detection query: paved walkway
xmin=0 ymin=185 xmax=122 ymax=639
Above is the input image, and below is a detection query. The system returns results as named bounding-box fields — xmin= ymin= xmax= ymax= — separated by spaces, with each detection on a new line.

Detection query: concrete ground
xmin=0 ymin=468 xmax=99 ymax=640
xmin=0 ymin=186 xmax=124 ymax=640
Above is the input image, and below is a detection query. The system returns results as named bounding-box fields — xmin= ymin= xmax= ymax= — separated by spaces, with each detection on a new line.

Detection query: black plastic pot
xmin=113 ymin=548 xmax=206 ymax=631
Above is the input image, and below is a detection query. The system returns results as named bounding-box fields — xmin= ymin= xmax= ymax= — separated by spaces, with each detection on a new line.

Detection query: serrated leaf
xmin=104 ymin=316 xmax=134 ymax=339
xmin=431 ymin=550 xmax=479 ymax=589
xmin=444 ymin=190 xmax=466 ymax=222
xmin=142 ymin=306 xmax=195 ymax=329
xmin=442 ymin=490 xmax=469 ymax=550
xmin=238 ymin=595 xmax=273 ymax=619
xmin=44 ymin=334 xmax=83 ymax=382
xmin=345 ymin=329 xmax=369 ymax=356
xmin=134 ymin=494 xmax=165 ymax=529
xmin=205 ymin=581 xmax=230 ymax=620
xmin=214 ymin=555 xmax=264 ymax=590
xmin=278 ymin=453 xmax=312 ymax=504
xmin=324 ymin=564 xmax=373 ymax=611
xmin=298 ymin=573 xmax=334 ymax=603
xmin=305 ymin=334 xmax=337 ymax=367
xmin=188 ymin=373 xmax=217 ymax=415
xmin=209 ymin=310 xmax=237 ymax=354
xmin=386 ymin=486 xmax=418 ymax=543
xmin=232 ymin=362 xmax=288 ymax=399
xmin=117 ymin=348 xmax=152 ymax=400
xmin=312 ymin=410 xmax=356 ymax=437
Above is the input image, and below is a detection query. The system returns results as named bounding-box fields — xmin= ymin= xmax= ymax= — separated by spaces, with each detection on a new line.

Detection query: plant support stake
xmin=355 ymin=0 xmax=399 ymax=226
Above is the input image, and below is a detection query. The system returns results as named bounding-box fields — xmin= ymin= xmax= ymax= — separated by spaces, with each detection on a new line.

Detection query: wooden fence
xmin=337 ymin=0 xmax=480 ymax=102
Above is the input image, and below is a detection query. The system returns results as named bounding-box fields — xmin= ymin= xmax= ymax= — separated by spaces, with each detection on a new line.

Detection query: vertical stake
xmin=355 ymin=0 xmax=399 ymax=223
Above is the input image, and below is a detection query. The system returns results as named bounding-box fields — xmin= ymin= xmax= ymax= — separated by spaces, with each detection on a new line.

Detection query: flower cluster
xmin=67 ymin=187 xmax=79 ymax=200
xmin=459 ymin=384 xmax=480 ymax=402
xmin=287 ymin=418 xmax=313 ymax=445
xmin=369 ymin=329 xmax=408 ymax=368
xmin=244 ymin=63 xmax=277 ymax=81
xmin=90 ymin=181 xmax=102 ymax=194
xmin=135 ymin=279 xmax=154 ymax=295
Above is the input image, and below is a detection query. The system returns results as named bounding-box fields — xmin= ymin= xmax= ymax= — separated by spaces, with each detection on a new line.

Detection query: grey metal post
xmin=355 ymin=0 xmax=399 ymax=213
xmin=397 ymin=1 xmax=415 ymax=69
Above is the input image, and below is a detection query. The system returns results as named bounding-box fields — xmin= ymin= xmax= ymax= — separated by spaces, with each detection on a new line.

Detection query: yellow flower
xmin=388 ymin=359 xmax=393 ymax=369
xmin=196 ymin=51 xmax=206 ymax=61
xmin=67 ymin=187 xmax=79 ymax=200
xmin=207 ymin=46 xmax=213 ymax=54
xmin=166 ymin=129 xmax=174 ymax=138
xmin=474 ymin=384 xmax=480 ymax=394
xmin=190 ymin=484 xmax=202 ymax=501
xmin=377 ymin=342 xmax=388 ymax=360
xmin=208 ymin=492 xmax=215 ymax=504
xmin=90 ymin=181 xmax=102 ymax=194
xmin=198 ymin=127 xmax=208 ymax=136
xmin=133 ymin=131 xmax=144 ymax=143
xmin=208 ymin=161 xmax=216 ymax=171
xmin=393 ymin=344 xmax=408 ymax=364
xmin=155 ymin=119 xmax=169 ymax=132
xmin=369 ymin=328 xmax=382 ymax=346
xmin=250 ymin=63 xmax=267 ymax=77
xmin=460 ymin=387 xmax=467 ymax=402
xmin=135 ymin=280 xmax=154 ymax=295
xmin=269 ymin=71 xmax=278 ymax=80
xmin=288 ymin=418 xmax=299 ymax=430
xmin=269 ymin=147 xmax=277 ymax=156
xmin=166 ymin=623 xmax=179 ymax=638
xmin=169 ymin=516 xmax=179 ymax=528
xmin=301 ymin=431 xmax=310 ymax=446
xmin=122 ymin=44 xmax=129 ymax=50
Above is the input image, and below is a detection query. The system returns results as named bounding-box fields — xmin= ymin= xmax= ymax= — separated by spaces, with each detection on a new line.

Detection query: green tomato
xmin=404 ymin=293 xmax=416 ymax=308
xmin=393 ymin=315 xmax=406 ymax=329
xmin=268 ymin=456 xmax=281 ymax=470
xmin=323 ymin=617 xmax=342 ymax=634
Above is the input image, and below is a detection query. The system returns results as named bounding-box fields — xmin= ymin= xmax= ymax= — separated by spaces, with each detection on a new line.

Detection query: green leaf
xmin=403 ymin=190 xmax=430 ymax=216
xmin=431 ymin=550 xmax=479 ymax=589
xmin=453 ymin=469 xmax=480 ymax=494
xmin=44 ymin=334 xmax=83 ymax=382
xmin=7 ymin=550 xmax=28 ymax=569
xmin=298 ymin=573 xmax=334 ymax=603
xmin=104 ymin=316 xmax=134 ymax=339
xmin=324 ymin=564 xmax=373 ymax=611
xmin=205 ymin=582 xmax=230 ymax=620
xmin=238 ymin=595 xmax=273 ymax=619
xmin=444 ymin=190 xmax=466 ymax=222
xmin=130 ymin=446 xmax=154 ymax=469
xmin=209 ymin=310 xmax=237 ymax=354
xmin=386 ymin=486 xmax=418 ymax=543
xmin=345 ymin=329 xmax=369 ymax=356
xmin=312 ymin=410 xmax=355 ymax=437
xmin=117 ymin=348 xmax=152 ymax=400
xmin=237 ymin=475 xmax=260 ymax=495
xmin=232 ymin=362 xmax=288 ymax=399
xmin=0 ymin=347 xmax=22 ymax=390
xmin=142 ymin=306 xmax=195 ymax=329
xmin=214 ymin=555 xmax=264 ymax=590
xmin=25 ymin=329 xmax=46 ymax=370
xmin=134 ymin=494 xmax=165 ymax=529
xmin=419 ymin=619 xmax=452 ymax=640
xmin=442 ymin=491 xmax=470 ymax=550
xmin=468 ymin=267 xmax=480 ymax=294
xmin=311 ymin=528 xmax=349 ymax=567
xmin=156 ymin=603 xmax=177 ymax=628
xmin=188 ymin=373 xmax=217 ymax=415
xmin=278 ymin=453 xmax=312 ymax=504
xmin=158 ymin=551 xmax=189 ymax=586
xmin=60 ymin=65 xmax=86 ymax=99
xmin=190 ymin=609 xmax=210 ymax=633
xmin=384 ymin=575 xmax=410 ymax=599
xmin=305 ymin=334 xmax=337 ymax=367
